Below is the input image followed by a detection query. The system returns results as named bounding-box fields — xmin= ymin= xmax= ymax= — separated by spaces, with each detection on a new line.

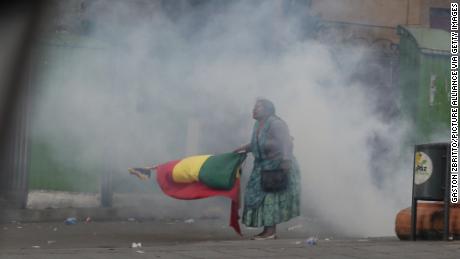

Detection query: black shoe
xmin=253 ymin=233 xmax=277 ymax=240
xmin=129 ymin=168 xmax=151 ymax=180
xmin=250 ymin=231 xmax=266 ymax=240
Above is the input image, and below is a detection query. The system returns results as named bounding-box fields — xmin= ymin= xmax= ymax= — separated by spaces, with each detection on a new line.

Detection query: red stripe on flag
xmin=155 ymin=160 xmax=241 ymax=235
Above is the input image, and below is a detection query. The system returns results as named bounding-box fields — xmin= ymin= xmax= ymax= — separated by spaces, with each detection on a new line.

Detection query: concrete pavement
xmin=2 ymin=238 xmax=460 ymax=259
xmin=1 ymin=219 xmax=459 ymax=258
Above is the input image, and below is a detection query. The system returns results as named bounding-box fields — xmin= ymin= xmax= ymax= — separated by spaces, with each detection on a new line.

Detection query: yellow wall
xmin=311 ymin=0 xmax=412 ymax=27
xmin=311 ymin=0 xmax=450 ymax=45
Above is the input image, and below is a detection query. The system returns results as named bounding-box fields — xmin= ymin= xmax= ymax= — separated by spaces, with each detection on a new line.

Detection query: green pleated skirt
xmin=242 ymin=160 xmax=301 ymax=227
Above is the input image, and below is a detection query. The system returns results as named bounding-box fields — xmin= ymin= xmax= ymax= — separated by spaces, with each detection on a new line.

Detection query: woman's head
xmin=252 ymin=98 xmax=276 ymax=120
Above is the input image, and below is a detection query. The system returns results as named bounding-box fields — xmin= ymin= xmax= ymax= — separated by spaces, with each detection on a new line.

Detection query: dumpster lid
xmin=415 ymin=142 xmax=449 ymax=149
xmin=397 ymin=25 xmax=450 ymax=56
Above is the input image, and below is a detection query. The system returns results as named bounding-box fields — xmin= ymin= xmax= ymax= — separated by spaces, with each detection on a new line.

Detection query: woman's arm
xmin=269 ymin=119 xmax=293 ymax=170
xmin=233 ymin=143 xmax=251 ymax=153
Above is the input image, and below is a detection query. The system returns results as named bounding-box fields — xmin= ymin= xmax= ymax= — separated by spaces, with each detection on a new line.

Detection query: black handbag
xmin=261 ymin=169 xmax=288 ymax=192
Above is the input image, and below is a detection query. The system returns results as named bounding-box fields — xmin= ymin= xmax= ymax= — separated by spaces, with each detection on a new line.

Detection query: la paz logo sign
xmin=414 ymin=152 xmax=433 ymax=185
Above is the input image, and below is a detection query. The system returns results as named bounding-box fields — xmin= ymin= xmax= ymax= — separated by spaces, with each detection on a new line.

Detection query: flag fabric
xmin=153 ymin=152 xmax=247 ymax=235
xmin=170 ymin=152 xmax=246 ymax=190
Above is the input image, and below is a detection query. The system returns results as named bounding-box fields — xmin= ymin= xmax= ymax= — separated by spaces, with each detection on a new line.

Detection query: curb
xmin=0 ymin=207 xmax=224 ymax=224
xmin=0 ymin=207 xmax=137 ymax=223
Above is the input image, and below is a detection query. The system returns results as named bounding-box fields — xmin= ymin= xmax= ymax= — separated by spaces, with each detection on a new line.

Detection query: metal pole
xmin=443 ymin=145 xmax=451 ymax=240
xmin=411 ymin=198 xmax=417 ymax=240
xmin=100 ymin=51 xmax=115 ymax=208
xmin=100 ymin=171 xmax=113 ymax=208
xmin=0 ymin=2 xmax=43 ymax=208
xmin=411 ymin=146 xmax=417 ymax=240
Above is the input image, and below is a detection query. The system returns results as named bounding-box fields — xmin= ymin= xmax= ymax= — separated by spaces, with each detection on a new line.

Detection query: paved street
xmin=1 ymin=219 xmax=459 ymax=258
xmin=2 ymin=238 xmax=460 ymax=259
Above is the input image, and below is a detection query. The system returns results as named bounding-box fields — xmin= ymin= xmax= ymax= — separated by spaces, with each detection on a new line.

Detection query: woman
xmin=234 ymin=99 xmax=301 ymax=240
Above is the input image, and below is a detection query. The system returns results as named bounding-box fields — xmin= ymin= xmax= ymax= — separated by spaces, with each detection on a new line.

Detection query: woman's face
xmin=252 ymin=102 xmax=266 ymax=120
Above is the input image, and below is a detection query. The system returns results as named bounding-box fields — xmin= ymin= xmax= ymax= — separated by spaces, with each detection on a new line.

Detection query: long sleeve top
xmin=243 ymin=117 xmax=293 ymax=162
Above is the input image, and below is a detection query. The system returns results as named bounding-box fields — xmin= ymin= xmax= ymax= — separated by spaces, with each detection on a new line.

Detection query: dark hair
xmin=256 ymin=98 xmax=276 ymax=116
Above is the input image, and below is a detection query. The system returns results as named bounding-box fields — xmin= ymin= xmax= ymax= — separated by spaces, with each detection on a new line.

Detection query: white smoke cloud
xmin=31 ymin=0 xmax=415 ymax=237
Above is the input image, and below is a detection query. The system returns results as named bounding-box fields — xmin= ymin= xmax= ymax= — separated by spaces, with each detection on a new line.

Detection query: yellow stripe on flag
xmin=172 ymin=155 xmax=211 ymax=183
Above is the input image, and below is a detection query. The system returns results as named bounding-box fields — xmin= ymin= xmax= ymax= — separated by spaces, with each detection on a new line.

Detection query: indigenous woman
xmin=234 ymin=99 xmax=301 ymax=240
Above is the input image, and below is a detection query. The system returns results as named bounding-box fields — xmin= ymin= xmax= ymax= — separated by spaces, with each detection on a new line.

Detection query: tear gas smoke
xmin=31 ymin=0 xmax=424 ymax=237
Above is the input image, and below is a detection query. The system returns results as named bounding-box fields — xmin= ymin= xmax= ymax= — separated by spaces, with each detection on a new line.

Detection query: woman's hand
xmin=233 ymin=146 xmax=246 ymax=153
xmin=233 ymin=144 xmax=250 ymax=153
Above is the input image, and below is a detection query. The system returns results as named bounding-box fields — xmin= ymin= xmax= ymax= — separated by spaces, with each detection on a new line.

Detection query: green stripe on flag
xmin=199 ymin=153 xmax=247 ymax=190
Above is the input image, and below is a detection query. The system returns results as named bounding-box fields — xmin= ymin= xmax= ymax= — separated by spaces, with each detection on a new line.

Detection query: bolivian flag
xmin=130 ymin=152 xmax=247 ymax=235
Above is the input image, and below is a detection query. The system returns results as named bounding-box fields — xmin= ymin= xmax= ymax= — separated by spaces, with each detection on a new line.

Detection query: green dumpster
xmin=397 ymin=26 xmax=452 ymax=144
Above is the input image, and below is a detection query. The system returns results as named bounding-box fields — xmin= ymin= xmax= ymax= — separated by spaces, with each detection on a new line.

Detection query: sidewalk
xmin=1 ymin=219 xmax=459 ymax=259
xmin=2 ymin=190 xmax=458 ymax=258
